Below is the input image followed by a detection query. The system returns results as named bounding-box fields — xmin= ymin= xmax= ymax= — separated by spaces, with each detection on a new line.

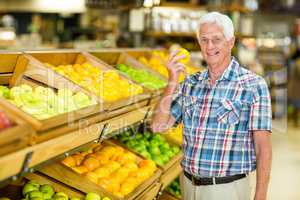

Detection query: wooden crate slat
xmin=0 ymin=105 xmax=153 ymax=181
xmin=0 ymin=73 xmax=12 ymax=85
xmin=0 ymin=52 xmax=21 ymax=73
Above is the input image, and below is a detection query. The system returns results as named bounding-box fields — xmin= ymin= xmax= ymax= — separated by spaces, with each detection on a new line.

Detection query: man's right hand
xmin=167 ymin=50 xmax=187 ymax=84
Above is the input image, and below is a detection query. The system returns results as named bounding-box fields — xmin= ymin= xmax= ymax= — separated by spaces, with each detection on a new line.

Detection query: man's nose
xmin=207 ymin=40 xmax=215 ymax=49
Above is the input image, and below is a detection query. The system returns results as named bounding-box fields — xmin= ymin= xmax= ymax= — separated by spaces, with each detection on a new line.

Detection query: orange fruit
xmin=93 ymin=167 xmax=110 ymax=178
xmin=83 ymin=157 xmax=100 ymax=171
xmin=116 ymin=152 xmax=136 ymax=165
xmin=71 ymin=165 xmax=89 ymax=174
xmin=123 ymin=162 xmax=138 ymax=173
xmin=110 ymin=146 xmax=125 ymax=161
xmin=85 ymin=171 xmax=98 ymax=183
xmin=61 ymin=156 xmax=76 ymax=167
xmin=72 ymin=154 xmax=85 ymax=166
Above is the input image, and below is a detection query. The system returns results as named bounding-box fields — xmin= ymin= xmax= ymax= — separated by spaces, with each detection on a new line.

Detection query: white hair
xmin=197 ymin=12 xmax=234 ymax=41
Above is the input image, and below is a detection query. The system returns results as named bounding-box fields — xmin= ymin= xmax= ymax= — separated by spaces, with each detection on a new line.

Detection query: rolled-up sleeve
xmin=249 ymin=78 xmax=272 ymax=132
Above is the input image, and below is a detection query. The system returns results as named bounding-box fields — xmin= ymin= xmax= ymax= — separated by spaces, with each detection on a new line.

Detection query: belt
xmin=184 ymin=171 xmax=247 ymax=186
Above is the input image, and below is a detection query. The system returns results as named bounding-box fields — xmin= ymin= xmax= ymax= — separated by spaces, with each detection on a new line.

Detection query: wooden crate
xmin=0 ymin=108 xmax=34 ymax=156
xmin=22 ymin=50 xmax=151 ymax=111
xmin=109 ymin=132 xmax=183 ymax=189
xmin=135 ymin=181 xmax=161 ymax=200
xmin=38 ymin=141 xmax=162 ymax=200
xmin=0 ymin=105 xmax=154 ymax=183
xmin=0 ymin=52 xmax=107 ymax=132
xmin=25 ymin=172 xmax=85 ymax=198
xmin=88 ymin=50 xmax=167 ymax=96
xmin=159 ymin=191 xmax=181 ymax=200
xmin=0 ymin=51 xmax=21 ymax=85
xmin=160 ymin=159 xmax=182 ymax=190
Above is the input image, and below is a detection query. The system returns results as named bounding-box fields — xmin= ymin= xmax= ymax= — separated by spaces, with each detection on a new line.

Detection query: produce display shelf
xmin=0 ymin=54 xmax=105 ymax=132
xmin=38 ymin=140 xmax=162 ymax=200
xmin=159 ymin=191 xmax=181 ymax=200
xmin=0 ymin=108 xmax=34 ymax=156
xmin=88 ymin=50 xmax=167 ymax=97
xmin=0 ymin=105 xmax=154 ymax=182
xmin=23 ymin=50 xmax=152 ymax=110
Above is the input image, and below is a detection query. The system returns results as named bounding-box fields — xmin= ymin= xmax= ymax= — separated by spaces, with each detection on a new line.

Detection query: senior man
xmin=151 ymin=12 xmax=272 ymax=200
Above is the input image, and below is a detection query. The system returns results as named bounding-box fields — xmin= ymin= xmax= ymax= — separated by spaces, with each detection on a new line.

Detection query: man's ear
xmin=229 ymin=36 xmax=235 ymax=49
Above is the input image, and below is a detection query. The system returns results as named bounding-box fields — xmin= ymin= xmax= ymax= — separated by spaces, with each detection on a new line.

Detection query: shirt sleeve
xmin=170 ymin=83 xmax=184 ymax=126
xmin=249 ymin=78 xmax=272 ymax=132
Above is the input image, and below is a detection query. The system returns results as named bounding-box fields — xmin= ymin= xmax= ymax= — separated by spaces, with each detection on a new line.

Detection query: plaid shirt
xmin=171 ymin=57 xmax=272 ymax=178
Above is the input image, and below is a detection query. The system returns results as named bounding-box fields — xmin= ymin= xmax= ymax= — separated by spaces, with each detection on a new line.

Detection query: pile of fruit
xmin=21 ymin=180 xmax=110 ymax=200
xmin=0 ymin=109 xmax=12 ymax=131
xmin=166 ymin=177 xmax=181 ymax=199
xmin=116 ymin=64 xmax=167 ymax=90
xmin=163 ymin=123 xmax=183 ymax=145
xmin=45 ymin=62 xmax=143 ymax=102
xmin=61 ymin=144 xmax=157 ymax=197
xmin=115 ymin=131 xmax=180 ymax=166
xmin=138 ymin=48 xmax=200 ymax=82
xmin=0 ymin=84 xmax=96 ymax=120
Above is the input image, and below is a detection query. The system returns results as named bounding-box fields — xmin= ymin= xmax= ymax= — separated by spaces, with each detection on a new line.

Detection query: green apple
xmin=85 ymin=193 xmax=100 ymax=200
xmin=140 ymin=150 xmax=151 ymax=159
xmin=22 ymin=183 xmax=39 ymax=196
xmin=43 ymin=192 xmax=53 ymax=200
xmin=27 ymin=191 xmax=44 ymax=199
xmin=152 ymin=156 xmax=164 ymax=166
xmin=149 ymin=146 xmax=161 ymax=156
xmin=40 ymin=184 xmax=55 ymax=196
xmin=30 ymin=197 xmax=44 ymax=200
xmin=0 ymin=86 xmax=9 ymax=99
xmin=54 ymin=192 xmax=68 ymax=198
xmin=171 ymin=146 xmax=180 ymax=154
xmin=70 ymin=197 xmax=81 ymax=200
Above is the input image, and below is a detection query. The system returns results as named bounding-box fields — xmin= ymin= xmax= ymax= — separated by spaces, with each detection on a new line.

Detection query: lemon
xmin=176 ymin=47 xmax=190 ymax=64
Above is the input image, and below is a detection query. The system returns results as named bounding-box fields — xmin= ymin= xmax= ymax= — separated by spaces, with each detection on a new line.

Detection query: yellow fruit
xmin=83 ymin=157 xmax=100 ymax=171
xmin=61 ymin=156 xmax=76 ymax=167
xmin=94 ymin=167 xmax=110 ymax=178
xmin=176 ymin=47 xmax=190 ymax=64
xmin=123 ymin=162 xmax=138 ymax=172
xmin=72 ymin=153 xmax=85 ymax=166
xmin=116 ymin=152 xmax=137 ymax=165
xmin=71 ymin=165 xmax=89 ymax=174
xmin=85 ymin=171 xmax=99 ymax=183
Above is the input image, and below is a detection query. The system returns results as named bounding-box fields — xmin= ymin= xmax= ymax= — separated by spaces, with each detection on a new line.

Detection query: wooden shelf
xmin=146 ymin=31 xmax=197 ymax=38
xmin=0 ymin=104 xmax=155 ymax=182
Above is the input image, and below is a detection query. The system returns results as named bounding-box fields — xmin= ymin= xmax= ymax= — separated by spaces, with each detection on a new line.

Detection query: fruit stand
xmin=0 ymin=48 xmax=192 ymax=200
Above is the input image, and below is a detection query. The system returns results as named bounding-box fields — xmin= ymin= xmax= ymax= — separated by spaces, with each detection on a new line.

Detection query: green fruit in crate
xmin=30 ymin=197 xmax=44 ymax=200
xmin=0 ymin=86 xmax=9 ymax=99
xmin=27 ymin=191 xmax=44 ymax=199
xmin=43 ymin=193 xmax=53 ymax=200
xmin=53 ymin=192 xmax=68 ymax=200
xmin=85 ymin=193 xmax=101 ymax=200
xmin=149 ymin=146 xmax=161 ymax=155
xmin=116 ymin=63 xmax=167 ymax=90
xmin=70 ymin=197 xmax=81 ymax=200
xmin=40 ymin=184 xmax=55 ymax=197
xmin=171 ymin=146 xmax=180 ymax=154
xmin=22 ymin=183 xmax=39 ymax=196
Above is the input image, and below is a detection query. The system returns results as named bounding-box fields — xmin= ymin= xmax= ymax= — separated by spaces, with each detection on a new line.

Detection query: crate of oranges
xmin=38 ymin=141 xmax=162 ymax=200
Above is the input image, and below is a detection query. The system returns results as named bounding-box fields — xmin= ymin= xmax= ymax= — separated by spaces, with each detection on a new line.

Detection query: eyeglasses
xmin=199 ymin=37 xmax=225 ymax=46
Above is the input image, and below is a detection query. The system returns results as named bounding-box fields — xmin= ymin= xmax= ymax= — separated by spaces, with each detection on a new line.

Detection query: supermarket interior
xmin=0 ymin=0 xmax=299 ymax=200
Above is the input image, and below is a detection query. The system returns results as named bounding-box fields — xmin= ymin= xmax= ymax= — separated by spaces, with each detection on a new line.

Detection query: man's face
xmin=198 ymin=22 xmax=235 ymax=67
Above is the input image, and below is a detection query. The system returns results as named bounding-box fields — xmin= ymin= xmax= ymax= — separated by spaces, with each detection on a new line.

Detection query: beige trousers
xmin=182 ymin=174 xmax=251 ymax=200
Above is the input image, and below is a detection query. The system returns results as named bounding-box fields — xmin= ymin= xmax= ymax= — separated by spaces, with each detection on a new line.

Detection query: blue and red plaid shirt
xmin=171 ymin=57 xmax=272 ymax=178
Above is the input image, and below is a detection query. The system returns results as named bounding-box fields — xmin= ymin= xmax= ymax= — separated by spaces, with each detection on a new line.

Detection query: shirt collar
xmin=198 ymin=57 xmax=239 ymax=82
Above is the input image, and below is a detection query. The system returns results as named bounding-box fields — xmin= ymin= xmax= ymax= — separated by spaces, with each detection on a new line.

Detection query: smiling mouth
xmin=207 ymin=51 xmax=220 ymax=57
